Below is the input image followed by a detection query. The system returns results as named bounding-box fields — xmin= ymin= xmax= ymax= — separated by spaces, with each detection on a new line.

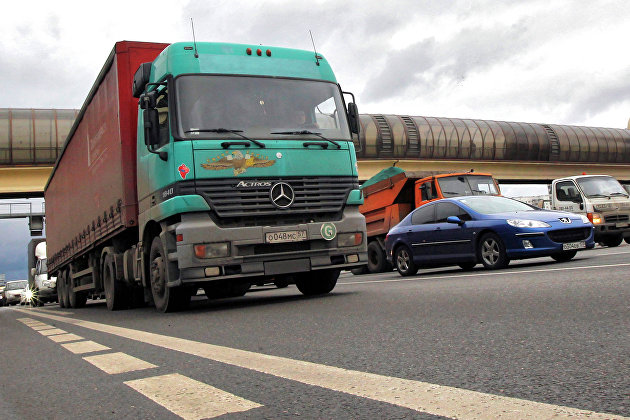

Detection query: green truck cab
xmin=133 ymin=42 xmax=367 ymax=310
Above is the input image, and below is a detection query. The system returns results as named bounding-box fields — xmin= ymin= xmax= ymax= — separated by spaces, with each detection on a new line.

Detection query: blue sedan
xmin=385 ymin=196 xmax=595 ymax=276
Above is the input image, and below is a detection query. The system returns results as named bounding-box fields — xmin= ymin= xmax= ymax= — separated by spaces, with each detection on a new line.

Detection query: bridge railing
xmin=0 ymin=201 xmax=45 ymax=218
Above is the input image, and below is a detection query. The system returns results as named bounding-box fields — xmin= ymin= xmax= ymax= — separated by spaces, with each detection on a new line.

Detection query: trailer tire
xmin=295 ymin=269 xmax=339 ymax=296
xmin=149 ymin=236 xmax=190 ymax=312
xmin=67 ymin=267 xmax=87 ymax=308
xmin=57 ymin=270 xmax=68 ymax=308
xmin=103 ymin=253 xmax=128 ymax=311
xmin=367 ymin=241 xmax=391 ymax=273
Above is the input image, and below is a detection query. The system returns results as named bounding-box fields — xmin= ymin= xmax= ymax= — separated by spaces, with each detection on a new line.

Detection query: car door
xmin=429 ymin=202 xmax=476 ymax=263
xmin=408 ymin=204 xmax=436 ymax=264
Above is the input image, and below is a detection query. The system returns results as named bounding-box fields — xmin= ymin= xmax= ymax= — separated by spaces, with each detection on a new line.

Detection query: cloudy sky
xmin=1 ymin=0 xmax=629 ymax=278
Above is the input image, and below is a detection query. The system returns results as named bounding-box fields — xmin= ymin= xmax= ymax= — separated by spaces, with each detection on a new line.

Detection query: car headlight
xmin=506 ymin=219 xmax=551 ymax=228
xmin=580 ymin=215 xmax=590 ymax=224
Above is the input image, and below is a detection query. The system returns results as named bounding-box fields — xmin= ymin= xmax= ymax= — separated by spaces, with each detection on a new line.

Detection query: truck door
xmin=553 ymin=181 xmax=583 ymax=213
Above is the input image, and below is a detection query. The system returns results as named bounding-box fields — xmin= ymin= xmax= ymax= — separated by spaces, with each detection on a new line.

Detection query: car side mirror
xmin=447 ymin=216 xmax=464 ymax=226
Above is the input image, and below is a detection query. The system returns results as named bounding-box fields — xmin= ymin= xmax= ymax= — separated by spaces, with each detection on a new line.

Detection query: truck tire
xmin=367 ymin=241 xmax=391 ymax=273
xmin=149 ymin=237 xmax=191 ymax=312
xmin=67 ymin=267 xmax=87 ymax=308
xmin=394 ymin=245 xmax=418 ymax=277
xmin=551 ymin=250 xmax=578 ymax=262
xmin=103 ymin=253 xmax=128 ymax=311
xmin=295 ymin=269 xmax=339 ymax=296
xmin=601 ymin=235 xmax=623 ymax=247
xmin=350 ymin=265 xmax=369 ymax=275
xmin=478 ymin=232 xmax=510 ymax=269
xmin=57 ymin=271 xmax=67 ymax=308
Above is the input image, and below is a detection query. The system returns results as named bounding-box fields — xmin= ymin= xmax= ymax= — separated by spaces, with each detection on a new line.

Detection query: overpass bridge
xmin=1 ymin=108 xmax=629 ymax=198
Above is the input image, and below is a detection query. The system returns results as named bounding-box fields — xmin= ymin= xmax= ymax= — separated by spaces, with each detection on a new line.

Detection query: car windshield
xmin=6 ymin=281 xmax=27 ymax=290
xmin=459 ymin=196 xmax=535 ymax=214
xmin=437 ymin=175 xmax=499 ymax=197
xmin=576 ymin=176 xmax=628 ymax=197
xmin=176 ymin=75 xmax=351 ymax=141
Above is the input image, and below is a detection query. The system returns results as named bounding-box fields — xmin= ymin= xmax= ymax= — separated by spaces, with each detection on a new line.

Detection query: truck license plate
xmin=265 ymin=230 xmax=307 ymax=243
xmin=562 ymin=241 xmax=586 ymax=251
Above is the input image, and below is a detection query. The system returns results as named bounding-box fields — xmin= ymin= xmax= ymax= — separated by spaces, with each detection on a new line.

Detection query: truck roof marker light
xmin=246 ymin=48 xmax=252 ymax=55
xmin=176 ymin=234 xmax=183 ymax=242
xmin=266 ymin=49 xmax=272 ymax=57
xmin=256 ymin=49 xmax=262 ymax=56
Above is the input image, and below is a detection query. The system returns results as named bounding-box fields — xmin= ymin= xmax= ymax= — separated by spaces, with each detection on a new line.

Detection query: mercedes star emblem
xmin=270 ymin=182 xmax=294 ymax=208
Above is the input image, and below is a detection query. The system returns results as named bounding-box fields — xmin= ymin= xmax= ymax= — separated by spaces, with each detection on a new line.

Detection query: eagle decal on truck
xmin=201 ymin=150 xmax=276 ymax=175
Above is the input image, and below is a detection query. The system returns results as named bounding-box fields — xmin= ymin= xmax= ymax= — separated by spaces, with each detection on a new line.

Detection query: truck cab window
xmin=555 ymin=181 xmax=577 ymax=202
xmin=156 ymin=88 xmax=169 ymax=147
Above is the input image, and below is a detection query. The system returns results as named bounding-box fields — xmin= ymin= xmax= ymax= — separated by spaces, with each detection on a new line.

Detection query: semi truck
xmin=356 ymin=168 xmax=501 ymax=273
xmin=512 ymin=174 xmax=630 ymax=246
xmin=46 ymin=41 xmax=367 ymax=312
xmin=27 ymin=239 xmax=57 ymax=306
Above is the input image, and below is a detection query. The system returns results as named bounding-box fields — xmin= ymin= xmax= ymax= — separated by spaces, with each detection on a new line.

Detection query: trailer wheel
xmin=149 ymin=237 xmax=190 ymax=312
xmin=57 ymin=271 xmax=67 ymax=308
xmin=367 ymin=241 xmax=391 ymax=273
xmin=478 ymin=233 xmax=510 ymax=269
xmin=103 ymin=253 xmax=128 ymax=311
xmin=295 ymin=269 xmax=339 ymax=296
xmin=67 ymin=267 xmax=87 ymax=308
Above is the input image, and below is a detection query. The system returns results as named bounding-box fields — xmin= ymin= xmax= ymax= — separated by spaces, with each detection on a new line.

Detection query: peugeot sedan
xmin=385 ymin=196 xmax=595 ymax=276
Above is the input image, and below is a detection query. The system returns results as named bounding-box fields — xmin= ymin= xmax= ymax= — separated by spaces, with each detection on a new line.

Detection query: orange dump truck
xmin=357 ymin=168 xmax=501 ymax=273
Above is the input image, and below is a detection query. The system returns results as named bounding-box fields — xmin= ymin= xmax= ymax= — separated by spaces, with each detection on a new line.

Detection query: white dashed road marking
xmin=22 ymin=312 xmax=627 ymax=419
xmin=61 ymin=340 xmax=111 ymax=354
xmin=83 ymin=352 xmax=157 ymax=374
xmin=48 ymin=333 xmax=84 ymax=343
xmin=125 ymin=373 xmax=263 ymax=420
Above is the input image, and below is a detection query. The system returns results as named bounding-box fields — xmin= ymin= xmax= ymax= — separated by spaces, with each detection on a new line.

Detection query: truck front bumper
xmin=169 ymin=208 xmax=367 ymax=286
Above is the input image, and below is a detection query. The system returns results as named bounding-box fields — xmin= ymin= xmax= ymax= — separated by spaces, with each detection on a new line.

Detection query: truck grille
xmin=604 ymin=214 xmax=629 ymax=223
xmin=194 ymin=176 xmax=358 ymax=225
xmin=547 ymin=228 xmax=591 ymax=243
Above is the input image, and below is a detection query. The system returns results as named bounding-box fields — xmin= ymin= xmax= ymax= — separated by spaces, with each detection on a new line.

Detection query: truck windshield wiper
xmin=587 ymin=193 xmax=608 ymax=198
xmin=184 ymin=128 xmax=265 ymax=148
xmin=271 ymin=130 xmax=341 ymax=149
xmin=610 ymin=192 xmax=629 ymax=197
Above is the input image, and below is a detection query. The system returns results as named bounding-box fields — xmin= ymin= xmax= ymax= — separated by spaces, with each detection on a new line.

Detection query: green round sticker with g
xmin=320 ymin=222 xmax=337 ymax=240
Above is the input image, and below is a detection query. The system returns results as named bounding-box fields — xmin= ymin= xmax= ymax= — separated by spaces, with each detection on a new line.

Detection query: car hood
xmin=487 ymin=210 xmax=585 ymax=223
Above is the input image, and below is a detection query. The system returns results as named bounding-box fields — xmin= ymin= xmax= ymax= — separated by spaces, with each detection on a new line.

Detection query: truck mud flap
xmin=264 ymin=259 xmax=310 ymax=276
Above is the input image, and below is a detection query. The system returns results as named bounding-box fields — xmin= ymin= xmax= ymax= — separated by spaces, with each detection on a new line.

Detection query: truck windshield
xmin=176 ymin=75 xmax=351 ymax=141
xmin=437 ymin=175 xmax=499 ymax=197
xmin=576 ymin=176 xmax=628 ymax=198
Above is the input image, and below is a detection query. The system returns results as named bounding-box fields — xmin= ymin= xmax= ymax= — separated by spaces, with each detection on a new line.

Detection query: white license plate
xmin=616 ymin=222 xmax=629 ymax=228
xmin=563 ymin=241 xmax=586 ymax=251
xmin=265 ymin=230 xmax=307 ymax=243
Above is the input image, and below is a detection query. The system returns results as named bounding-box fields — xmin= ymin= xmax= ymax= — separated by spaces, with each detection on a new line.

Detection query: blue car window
xmin=411 ymin=205 xmax=435 ymax=225
xmin=436 ymin=202 xmax=471 ymax=223
xmin=460 ymin=196 xmax=535 ymax=214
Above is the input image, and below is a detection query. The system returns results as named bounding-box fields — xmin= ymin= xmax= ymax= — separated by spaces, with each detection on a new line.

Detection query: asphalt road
xmin=1 ymin=245 xmax=628 ymax=419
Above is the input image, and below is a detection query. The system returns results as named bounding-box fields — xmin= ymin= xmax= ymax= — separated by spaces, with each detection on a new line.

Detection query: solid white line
xmin=338 ymin=262 xmax=630 ymax=286
xmin=83 ymin=352 xmax=157 ymax=375
xmin=124 ymin=373 xmax=262 ymax=419
xmin=24 ymin=311 xmax=627 ymax=419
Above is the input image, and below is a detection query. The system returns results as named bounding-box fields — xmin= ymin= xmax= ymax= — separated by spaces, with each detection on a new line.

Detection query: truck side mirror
xmin=133 ymin=62 xmax=152 ymax=98
xmin=143 ymin=108 xmax=160 ymax=148
xmin=347 ymin=102 xmax=360 ymax=135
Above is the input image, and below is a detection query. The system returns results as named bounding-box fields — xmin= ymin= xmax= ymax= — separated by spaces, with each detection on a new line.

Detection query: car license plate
xmin=562 ymin=241 xmax=586 ymax=251
xmin=265 ymin=230 xmax=307 ymax=243
xmin=616 ymin=222 xmax=629 ymax=228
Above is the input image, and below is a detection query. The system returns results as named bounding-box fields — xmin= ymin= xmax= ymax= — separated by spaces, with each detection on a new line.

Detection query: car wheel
xmin=295 ymin=269 xmax=339 ymax=296
xmin=551 ymin=250 xmax=578 ymax=262
xmin=458 ymin=262 xmax=476 ymax=271
xmin=478 ymin=233 xmax=510 ymax=269
xmin=394 ymin=246 xmax=418 ymax=277
xmin=367 ymin=241 xmax=392 ymax=273
xmin=601 ymin=235 xmax=623 ymax=247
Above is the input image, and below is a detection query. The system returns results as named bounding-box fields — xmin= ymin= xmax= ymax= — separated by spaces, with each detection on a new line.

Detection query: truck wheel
xmin=394 ymin=246 xmax=418 ymax=277
xmin=601 ymin=235 xmax=623 ymax=247
xmin=551 ymin=250 xmax=578 ymax=262
xmin=150 ymin=237 xmax=190 ymax=312
xmin=295 ymin=269 xmax=340 ymax=296
xmin=478 ymin=233 xmax=510 ymax=269
xmin=57 ymin=271 xmax=67 ymax=308
xmin=67 ymin=268 xmax=87 ymax=309
xmin=367 ymin=241 xmax=391 ymax=273
xmin=350 ymin=265 xmax=369 ymax=275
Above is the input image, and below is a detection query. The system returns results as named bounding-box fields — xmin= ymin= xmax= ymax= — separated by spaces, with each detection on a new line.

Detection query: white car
xmin=4 ymin=280 xmax=28 ymax=305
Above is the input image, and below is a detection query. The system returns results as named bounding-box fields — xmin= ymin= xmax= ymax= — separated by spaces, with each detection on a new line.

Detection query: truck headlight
xmin=587 ymin=212 xmax=602 ymax=224
xmin=194 ymin=243 xmax=230 ymax=259
xmin=506 ymin=219 xmax=550 ymax=228
xmin=338 ymin=232 xmax=363 ymax=247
